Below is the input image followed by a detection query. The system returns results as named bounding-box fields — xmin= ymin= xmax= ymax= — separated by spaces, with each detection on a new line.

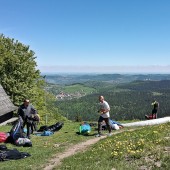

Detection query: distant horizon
xmin=40 ymin=72 xmax=170 ymax=75
xmin=1 ymin=1 xmax=170 ymax=73
xmin=38 ymin=65 xmax=170 ymax=75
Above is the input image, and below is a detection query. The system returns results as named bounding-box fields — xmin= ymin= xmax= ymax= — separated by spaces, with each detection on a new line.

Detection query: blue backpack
xmin=79 ymin=123 xmax=91 ymax=135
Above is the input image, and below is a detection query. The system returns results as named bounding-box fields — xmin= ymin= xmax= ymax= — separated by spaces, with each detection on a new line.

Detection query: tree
xmin=0 ymin=34 xmax=43 ymax=106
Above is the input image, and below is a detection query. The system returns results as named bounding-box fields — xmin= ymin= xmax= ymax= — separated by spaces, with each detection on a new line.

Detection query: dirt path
xmin=44 ymin=129 xmax=135 ymax=170
xmin=43 ymin=129 xmax=136 ymax=170
xmin=43 ymin=135 xmax=106 ymax=170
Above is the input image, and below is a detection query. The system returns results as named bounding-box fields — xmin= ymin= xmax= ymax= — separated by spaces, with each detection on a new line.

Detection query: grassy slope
xmin=0 ymin=121 xmax=96 ymax=170
xmin=57 ymin=123 xmax=170 ymax=170
xmin=0 ymin=122 xmax=170 ymax=170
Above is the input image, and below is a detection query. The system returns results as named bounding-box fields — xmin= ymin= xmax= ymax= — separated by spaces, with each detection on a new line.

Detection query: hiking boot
xmin=95 ymin=133 xmax=104 ymax=137
xmin=96 ymin=134 xmax=101 ymax=137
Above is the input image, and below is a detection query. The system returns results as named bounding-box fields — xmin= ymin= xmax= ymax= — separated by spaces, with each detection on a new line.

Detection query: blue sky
xmin=1 ymin=0 xmax=170 ymax=73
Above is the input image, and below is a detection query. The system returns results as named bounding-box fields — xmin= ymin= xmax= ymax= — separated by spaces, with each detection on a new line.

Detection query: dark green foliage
xmin=0 ymin=34 xmax=64 ymax=124
xmin=0 ymin=34 xmax=42 ymax=106
xmin=55 ymin=80 xmax=170 ymax=121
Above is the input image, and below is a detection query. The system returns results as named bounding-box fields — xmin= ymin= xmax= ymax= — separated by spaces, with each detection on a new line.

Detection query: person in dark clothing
xmin=145 ymin=100 xmax=159 ymax=119
xmin=17 ymin=99 xmax=37 ymax=139
xmin=17 ymin=99 xmax=29 ymax=124
xmin=151 ymin=100 xmax=159 ymax=119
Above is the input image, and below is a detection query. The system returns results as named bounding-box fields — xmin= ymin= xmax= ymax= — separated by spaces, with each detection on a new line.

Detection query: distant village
xmin=56 ymin=91 xmax=85 ymax=100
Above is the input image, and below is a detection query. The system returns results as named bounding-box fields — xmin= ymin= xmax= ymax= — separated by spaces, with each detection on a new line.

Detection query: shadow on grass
xmin=76 ymin=132 xmax=98 ymax=136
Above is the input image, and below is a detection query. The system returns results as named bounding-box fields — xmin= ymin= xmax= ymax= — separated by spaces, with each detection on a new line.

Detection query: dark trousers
xmin=152 ymin=109 xmax=158 ymax=119
xmin=26 ymin=122 xmax=32 ymax=138
xmin=98 ymin=116 xmax=111 ymax=134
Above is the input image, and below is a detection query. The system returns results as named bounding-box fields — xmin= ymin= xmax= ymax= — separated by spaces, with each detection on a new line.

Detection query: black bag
xmin=9 ymin=119 xmax=24 ymax=143
xmin=48 ymin=122 xmax=64 ymax=132
xmin=0 ymin=148 xmax=31 ymax=161
xmin=0 ymin=145 xmax=7 ymax=151
xmin=37 ymin=122 xmax=64 ymax=132
xmin=37 ymin=125 xmax=48 ymax=132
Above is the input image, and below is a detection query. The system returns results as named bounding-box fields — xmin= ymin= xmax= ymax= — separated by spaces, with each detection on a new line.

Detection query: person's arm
xmin=101 ymin=108 xmax=110 ymax=113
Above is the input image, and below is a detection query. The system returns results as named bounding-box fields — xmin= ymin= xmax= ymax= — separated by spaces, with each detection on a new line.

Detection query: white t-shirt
xmin=99 ymin=101 xmax=110 ymax=118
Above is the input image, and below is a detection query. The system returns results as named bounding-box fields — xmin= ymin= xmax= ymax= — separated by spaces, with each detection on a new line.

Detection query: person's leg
xmin=97 ymin=116 xmax=104 ymax=135
xmin=31 ymin=122 xmax=34 ymax=134
xmin=23 ymin=116 xmax=28 ymax=129
xmin=155 ymin=110 xmax=158 ymax=119
xmin=104 ymin=118 xmax=111 ymax=133
xmin=151 ymin=109 xmax=157 ymax=119
xmin=26 ymin=122 xmax=31 ymax=138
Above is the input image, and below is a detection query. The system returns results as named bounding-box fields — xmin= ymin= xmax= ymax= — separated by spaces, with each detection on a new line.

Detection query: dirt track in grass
xmin=43 ymin=129 xmax=136 ymax=170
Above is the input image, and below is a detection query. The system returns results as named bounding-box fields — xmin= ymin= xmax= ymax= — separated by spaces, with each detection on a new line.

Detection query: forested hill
xmin=55 ymin=79 xmax=170 ymax=121
xmin=44 ymin=73 xmax=170 ymax=85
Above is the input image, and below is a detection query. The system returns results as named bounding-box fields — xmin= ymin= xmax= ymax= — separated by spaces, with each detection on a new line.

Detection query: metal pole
xmin=44 ymin=75 xmax=47 ymax=125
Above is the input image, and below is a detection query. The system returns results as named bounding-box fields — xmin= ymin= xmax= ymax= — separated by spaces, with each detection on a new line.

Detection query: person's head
xmin=99 ymin=95 xmax=104 ymax=103
xmin=23 ymin=99 xmax=30 ymax=107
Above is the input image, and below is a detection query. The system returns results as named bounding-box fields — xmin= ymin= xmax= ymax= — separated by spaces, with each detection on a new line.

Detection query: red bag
xmin=148 ymin=114 xmax=156 ymax=119
xmin=0 ymin=132 xmax=8 ymax=143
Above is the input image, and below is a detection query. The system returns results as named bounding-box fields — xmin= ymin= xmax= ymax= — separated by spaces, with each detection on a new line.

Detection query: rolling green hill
xmin=54 ymin=80 xmax=170 ymax=121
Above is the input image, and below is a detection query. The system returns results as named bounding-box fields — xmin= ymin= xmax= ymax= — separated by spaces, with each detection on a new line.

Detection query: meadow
xmin=57 ymin=122 xmax=170 ymax=170
xmin=0 ymin=121 xmax=169 ymax=170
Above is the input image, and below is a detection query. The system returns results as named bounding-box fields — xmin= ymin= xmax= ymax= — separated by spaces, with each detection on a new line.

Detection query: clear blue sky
xmin=1 ymin=0 xmax=170 ymax=73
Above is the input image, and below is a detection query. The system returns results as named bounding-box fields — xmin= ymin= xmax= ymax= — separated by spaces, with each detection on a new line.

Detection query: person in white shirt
xmin=96 ymin=96 xmax=112 ymax=137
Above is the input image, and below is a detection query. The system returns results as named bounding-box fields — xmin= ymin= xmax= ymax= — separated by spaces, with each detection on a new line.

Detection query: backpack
xmin=10 ymin=119 xmax=24 ymax=143
xmin=79 ymin=123 xmax=91 ymax=135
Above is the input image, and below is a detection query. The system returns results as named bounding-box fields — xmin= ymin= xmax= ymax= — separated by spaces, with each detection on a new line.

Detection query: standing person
xmin=96 ymin=96 xmax=112 ymax=137
xmin=17 ymin=99 xmax=37 ymax=139
xmin=151 ymin=100 xmax=159 ymax=119
xmin=145 ymin=100 xmax=159 ymax=119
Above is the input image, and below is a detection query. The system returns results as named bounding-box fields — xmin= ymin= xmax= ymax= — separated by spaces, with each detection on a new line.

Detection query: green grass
xmin=0 ymin=122 xmax=170 ymax=170
xmin=57 ymin=122 xmax=170 ymax=170
xmin=0 ymin=121 xmax=97 ymax=170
